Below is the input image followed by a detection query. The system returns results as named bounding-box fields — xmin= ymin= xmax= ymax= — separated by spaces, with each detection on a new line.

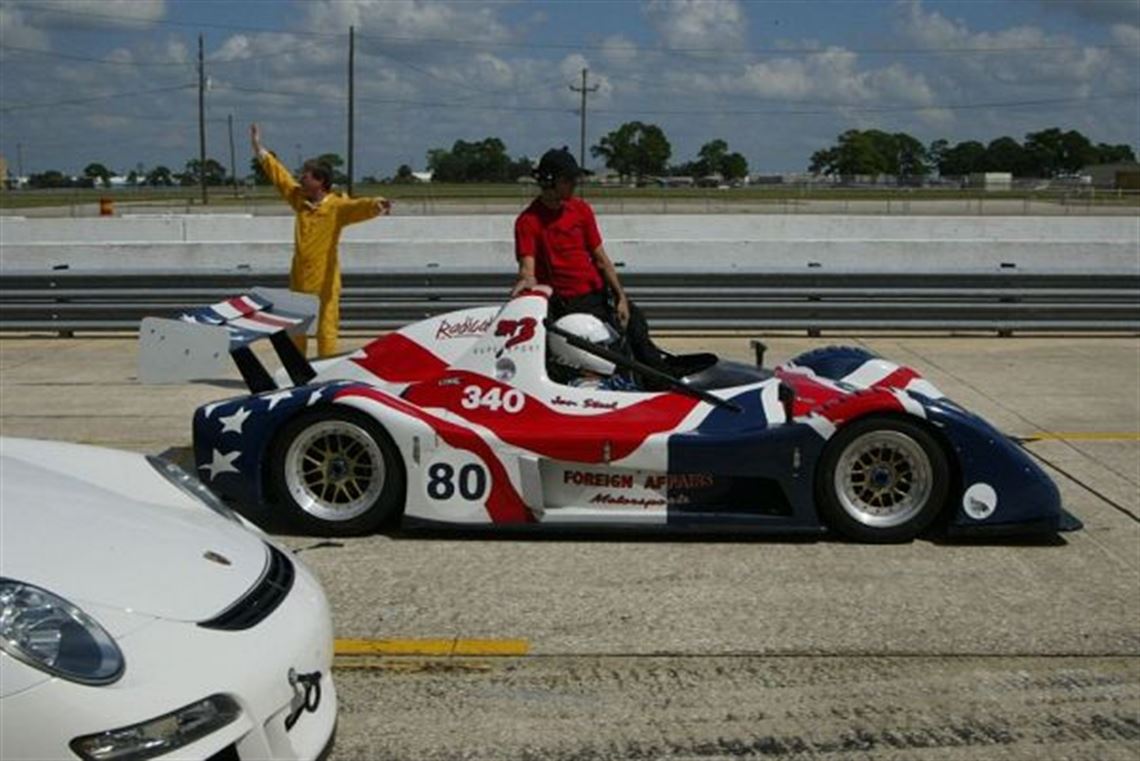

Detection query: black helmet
xmin=532 ymin=146 xmax=590 ymax=187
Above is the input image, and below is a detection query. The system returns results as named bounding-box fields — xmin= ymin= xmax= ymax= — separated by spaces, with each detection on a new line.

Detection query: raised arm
xmin=250 ymin=123 xmax=303 ymax=212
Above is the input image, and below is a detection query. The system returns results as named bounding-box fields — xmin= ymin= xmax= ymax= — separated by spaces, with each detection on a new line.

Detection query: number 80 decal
xmin=460 ymin=385 xmax=525 ymax=413
xmin=426 ymin=460 xmax=489 ymax=502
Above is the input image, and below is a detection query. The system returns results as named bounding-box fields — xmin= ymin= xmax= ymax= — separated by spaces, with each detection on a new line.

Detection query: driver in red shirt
xmin=513 ymin=147 xmax=665 ymax=377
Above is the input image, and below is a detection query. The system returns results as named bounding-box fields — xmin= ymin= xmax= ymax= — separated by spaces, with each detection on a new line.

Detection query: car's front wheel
xmin=269 ymin=408 xmax=404 ymax=536
xmin=816 ymin=416 xmax=949 ymax=543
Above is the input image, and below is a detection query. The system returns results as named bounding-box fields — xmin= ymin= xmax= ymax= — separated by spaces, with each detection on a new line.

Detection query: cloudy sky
xmin=1 ymin=0 xmax=1137 ymax=178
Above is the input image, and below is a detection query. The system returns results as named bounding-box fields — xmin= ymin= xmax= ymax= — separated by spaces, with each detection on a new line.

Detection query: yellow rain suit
xmin=259 ymin=151 xmax=384 ymax=357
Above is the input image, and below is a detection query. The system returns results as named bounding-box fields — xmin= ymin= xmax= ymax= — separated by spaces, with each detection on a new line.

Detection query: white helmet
xmin=549 ymin=313 xmax=619 ymax=374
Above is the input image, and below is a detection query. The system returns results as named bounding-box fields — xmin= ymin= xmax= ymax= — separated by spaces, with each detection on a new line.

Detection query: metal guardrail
xmin=1 ymin=268 xmax=1138 ymax=334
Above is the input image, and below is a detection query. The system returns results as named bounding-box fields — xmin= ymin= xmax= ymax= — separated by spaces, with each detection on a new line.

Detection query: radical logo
xmin=495 ymin=317 xmax=537 ymax=350
xmin=436 ymin=315 xmax=492 ymax=340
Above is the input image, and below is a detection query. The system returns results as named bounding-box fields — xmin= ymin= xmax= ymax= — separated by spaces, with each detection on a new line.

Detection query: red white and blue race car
xmin=144 ymin=287 xmax=1079 ymax=542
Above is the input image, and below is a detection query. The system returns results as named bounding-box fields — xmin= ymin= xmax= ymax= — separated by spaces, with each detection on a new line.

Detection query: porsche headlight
xmin=0 ymin=579 xmax=124 ymax=685
xmin=147 ymin=455 xmax=241 ymax=524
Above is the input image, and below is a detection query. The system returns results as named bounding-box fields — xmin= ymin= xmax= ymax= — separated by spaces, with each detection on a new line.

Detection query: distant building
xmin=411 ymin=170 xmax=433 ymax=183
xmin=654 ymin=176 xmax=694 ymax=188
xmin=1083 ymin=162 xmax=1140 ymax=190
xmin=967 ymin=172 xmax=1013 ymax=191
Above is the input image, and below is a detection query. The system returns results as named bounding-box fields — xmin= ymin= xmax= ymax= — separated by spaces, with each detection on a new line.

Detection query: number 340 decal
xmin=460 ymin=385 xmax=525 ymax=413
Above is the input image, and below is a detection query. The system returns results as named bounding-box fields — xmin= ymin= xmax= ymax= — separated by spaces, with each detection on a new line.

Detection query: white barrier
xmin=2 ymin=214 xmax=1137 ymax=273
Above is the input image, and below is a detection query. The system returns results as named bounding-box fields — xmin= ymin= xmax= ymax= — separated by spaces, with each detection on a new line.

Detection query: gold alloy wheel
xmin=284 ymin=420 xmax=387 ymax=522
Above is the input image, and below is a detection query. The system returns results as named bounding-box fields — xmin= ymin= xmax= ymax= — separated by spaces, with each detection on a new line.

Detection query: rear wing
xmin=138 ymin=287 xmax=317 ymax=392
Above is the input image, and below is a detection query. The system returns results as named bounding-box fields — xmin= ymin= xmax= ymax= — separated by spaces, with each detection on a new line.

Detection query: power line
xmin=0 ymin=41 xmax=326 ymax=66
xmin=213 ymin=81 xmax=1136 ymax=118
xmin=0 ymin=83 xmax=195 ymax=113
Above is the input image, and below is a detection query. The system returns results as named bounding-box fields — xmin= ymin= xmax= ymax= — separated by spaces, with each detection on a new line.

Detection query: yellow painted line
xmin=333 ymin=657 xmax=495 ymax=673
xmin=334 ymin=638 xmax=530 ymax=657
xmin=1023 ymin=432 xmax=1140 ymax=442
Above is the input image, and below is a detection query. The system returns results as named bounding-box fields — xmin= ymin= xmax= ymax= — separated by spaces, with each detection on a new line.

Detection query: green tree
xmin=693 ymin=139 xmax=749 ymax=180
xmin=937 ymin=141 xmax=986 ymax=177
xmin=395 ymin=164 xmax=414 ymax=183
xmin=928 ymin=139 xmax=950 ymax=173
xmin=722 ymin=152 xmax=749 ymax=181
xmin=893 ymin=132 xmax=929 ymax=177
xmin=1095 ymin=143 xmax=1136 ymax=164
xmin=315 ymin=153 xmax=347 ymax=185
xmin=426 ymin=138 xmax=515 ymax=182
xmin=984 ymin=136 xmax=1028 ymax=175
xmin=83 ymin=162 xmax=112 ymax=188
xmin=695 ymin=139 xmax=728 ymax=176
xmin=1022 ymin=128 xmax=1099 ymax=176
xmin=809 ymin=130 xmax=928 ymax=177
xmin=146 ymin=165 xmax=174 ymax=187
xmin=592 ymin=122 xmax=671 ymax=183
xmin=182 ymin=158 xmax=227 ymax=186
xmin=28 ymin=170 xmax=72 ymax=188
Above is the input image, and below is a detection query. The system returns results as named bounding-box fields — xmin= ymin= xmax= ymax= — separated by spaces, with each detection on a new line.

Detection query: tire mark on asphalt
xmin=330 ymin=655 xmax=1140 ymax=760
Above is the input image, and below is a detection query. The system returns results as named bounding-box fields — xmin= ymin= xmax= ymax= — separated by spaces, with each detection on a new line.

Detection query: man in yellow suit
xmin=251 ymin=124 xmax=391 ymax=357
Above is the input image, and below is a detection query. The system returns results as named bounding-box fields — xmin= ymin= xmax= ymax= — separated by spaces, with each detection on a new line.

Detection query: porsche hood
xmin=0 ymin=439 xmax=269 ymax=623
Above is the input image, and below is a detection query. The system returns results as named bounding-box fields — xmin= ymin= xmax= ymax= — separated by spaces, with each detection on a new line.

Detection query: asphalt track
xmin=1 ymin=333 xmax=1137 ymax=760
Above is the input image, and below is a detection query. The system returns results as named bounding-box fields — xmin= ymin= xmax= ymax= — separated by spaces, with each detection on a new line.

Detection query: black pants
xmin=552 ymin=289 xmax=669 ymax=382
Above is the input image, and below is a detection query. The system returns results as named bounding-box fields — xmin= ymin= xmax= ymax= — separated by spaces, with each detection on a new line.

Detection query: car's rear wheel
xmin=816 ymin=416 xmax=949 ymax=543
xmin=269 ymin=408 xmax=404 ymax=536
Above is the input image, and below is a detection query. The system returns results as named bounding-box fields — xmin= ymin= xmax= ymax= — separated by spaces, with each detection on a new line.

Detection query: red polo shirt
xmin=514 ymin=197 xmax=605 ymax=299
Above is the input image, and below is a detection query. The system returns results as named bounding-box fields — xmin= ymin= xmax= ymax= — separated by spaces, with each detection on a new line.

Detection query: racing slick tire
xmin=269 ymin=407 xmax=405 ymax=536
xmin=816 ymin=415 xmax=950 ymax=543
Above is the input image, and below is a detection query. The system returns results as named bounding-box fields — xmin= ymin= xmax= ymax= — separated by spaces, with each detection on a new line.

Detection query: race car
xmin=157 ymin=286 xmax=1079 ymax=542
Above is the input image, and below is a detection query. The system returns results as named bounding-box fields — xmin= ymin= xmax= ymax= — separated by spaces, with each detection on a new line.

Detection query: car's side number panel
xmin=459 ymin=385 xmax=525 ymax=414
xmin=426 ymin=461 xmax=488 ymax=501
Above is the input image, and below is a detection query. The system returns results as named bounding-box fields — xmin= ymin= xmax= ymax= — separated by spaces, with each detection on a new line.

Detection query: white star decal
xmin=262 ymin=389 xmax=293 ymax=410
xmin=199 ymin=449 xmax=241 ymax=481
xmin=202 ymin=402 xmax=226 ymax=418
xmin=307 ymin=389 xmax=323 ymax=406
xmin=218 ymin=406 xmax=252 ymax=435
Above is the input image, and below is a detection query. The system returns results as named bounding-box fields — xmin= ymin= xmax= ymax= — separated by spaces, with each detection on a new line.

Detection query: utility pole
xmin=569 ymin=68 xmax=598 ymax=172
xmin=227 ymin=114 xmax=238 ymax=198
xmin=347 ymin=25 xmax=355 ymax=196
xmin=197 ymin=34 xmax=208 ymax=205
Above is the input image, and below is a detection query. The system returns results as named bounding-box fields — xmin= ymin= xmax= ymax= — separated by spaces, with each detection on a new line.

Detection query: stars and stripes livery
xmin=187 ymin=287 xmax=1077 ymax=541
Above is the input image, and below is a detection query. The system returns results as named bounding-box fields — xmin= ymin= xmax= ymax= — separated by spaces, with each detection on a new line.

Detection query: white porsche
xmin=0 ymin=438 xmax=337 ymax=761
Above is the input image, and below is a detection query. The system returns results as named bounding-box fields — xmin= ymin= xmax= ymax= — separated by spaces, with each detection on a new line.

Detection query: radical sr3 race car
xmin=140 ymin=286 xmax=1079 ymax=543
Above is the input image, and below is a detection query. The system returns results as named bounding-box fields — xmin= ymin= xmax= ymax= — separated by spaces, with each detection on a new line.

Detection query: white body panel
xmin=0 ymin=438 xmax=336 ymax=761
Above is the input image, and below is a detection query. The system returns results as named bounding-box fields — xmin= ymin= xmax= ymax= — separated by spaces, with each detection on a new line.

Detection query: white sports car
xmin=0 ymin=438 xmax=337 ymax=761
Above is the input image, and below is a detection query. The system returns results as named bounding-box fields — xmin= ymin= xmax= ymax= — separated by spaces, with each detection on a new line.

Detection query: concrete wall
xmin=2 ymin=214 xmax=1136 ymax=273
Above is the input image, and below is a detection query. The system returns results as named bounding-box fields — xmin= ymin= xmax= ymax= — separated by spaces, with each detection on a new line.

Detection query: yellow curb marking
xmin=1023 ymin=432 xmax=1140 ymax=442
xmin=335 ymin=638 xmax=530 ymax=658
xmin=333 ymin=657 xmax=495 ymax=673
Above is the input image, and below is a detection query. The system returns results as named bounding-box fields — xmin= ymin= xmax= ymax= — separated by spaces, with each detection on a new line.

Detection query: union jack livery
xmin=183 ymin=287 xmax=1078 ymax=542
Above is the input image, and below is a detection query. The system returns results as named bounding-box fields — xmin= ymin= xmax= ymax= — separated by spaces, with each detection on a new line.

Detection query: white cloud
xmin=644 ymin=0 xmax=747 ymax=52
xmin=0 ymin=4 xmax=51 ymax=49
xmin=304 ymin=0 xmax=513 ymax=45
xmin=1110 ymin=22 xmax=1140 ymax=52
xmin=600 ymin=35 xmax=640 ymax=67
